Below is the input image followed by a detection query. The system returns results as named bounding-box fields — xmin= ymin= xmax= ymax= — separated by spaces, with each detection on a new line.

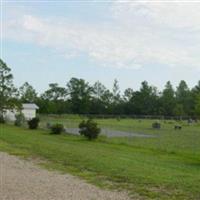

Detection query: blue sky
xmin=1 ymin=0 xmax=200 ymax=94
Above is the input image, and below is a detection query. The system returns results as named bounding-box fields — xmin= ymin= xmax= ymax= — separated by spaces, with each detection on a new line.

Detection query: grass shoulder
xmin=0 ymin=124 xmax=199 ymax=200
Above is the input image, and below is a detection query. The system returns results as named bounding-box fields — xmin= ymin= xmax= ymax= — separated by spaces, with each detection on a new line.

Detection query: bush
xmin=50 ymin=124 xmax=64 ymax=134
xmin=14 ymin=113 xmax=25 ymax=127
xmin=0 ymin=115 xmax=5 ymax=124
xmin=27 ymin=117 xmax=40 ymax=129
xmin=174 ymin=125 xmax=182 ymax=130
xmin=79 ymin=119 xmax=101 ymax=140
xmin=152 ymin=122 xmax=161 ymax=129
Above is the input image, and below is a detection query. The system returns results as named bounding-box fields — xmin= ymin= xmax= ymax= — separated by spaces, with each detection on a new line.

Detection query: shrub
xmin=50 ymin=124 xmax=64 ymax=134
xmin=79 ymin=119 xmax=101 ymax=140
xmin=27 ymin=117 xmax=40 ymax=129
xmin=174 ymin=125 xmax=182 ymax=130
xmin=0 ymin=115 xmax=5 ymax=124
xmin=14 ymin=113 xmax=25 ymax=127
xmin=152 ymin=122 xmax=161 ymax=129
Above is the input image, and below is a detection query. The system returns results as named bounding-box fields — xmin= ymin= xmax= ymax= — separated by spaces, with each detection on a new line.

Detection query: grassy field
xmin=1 ymin=118 xmax=200 ymax=199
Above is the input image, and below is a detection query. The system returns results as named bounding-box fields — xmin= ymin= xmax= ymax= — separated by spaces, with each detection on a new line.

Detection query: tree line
xmin=1 ymin=58 xmax=200 ymax=118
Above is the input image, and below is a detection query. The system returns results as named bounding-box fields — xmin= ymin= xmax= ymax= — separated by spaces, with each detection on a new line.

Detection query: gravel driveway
xmin=0 ymin=152 xmax=131 ymax=200
xmin=64 ymin=128 xmax=155 ymax=138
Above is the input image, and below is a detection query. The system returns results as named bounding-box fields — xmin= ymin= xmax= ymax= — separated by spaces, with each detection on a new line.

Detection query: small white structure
xmin=5 ymin=103 xmax=39 ymax=121
xmin=21 ymin=104 xmax=39 ymax=120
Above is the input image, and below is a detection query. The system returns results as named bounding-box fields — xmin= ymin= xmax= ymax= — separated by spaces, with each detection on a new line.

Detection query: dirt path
xmin=0 ymin=152 xmax=131 ymax=200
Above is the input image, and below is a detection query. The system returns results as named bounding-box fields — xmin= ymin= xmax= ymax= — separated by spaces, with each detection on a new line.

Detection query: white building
xmin=5 ymin=103 xmax=39 ymax=121
xmin=21 ymin=104 xmax=39 ymax=120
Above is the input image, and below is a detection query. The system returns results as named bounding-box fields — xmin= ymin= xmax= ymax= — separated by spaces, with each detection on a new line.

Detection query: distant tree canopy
xmin=1 ymin=58 xmax=200 ymax=117
xmin=25 ymin=78 xmax=200 ymax=117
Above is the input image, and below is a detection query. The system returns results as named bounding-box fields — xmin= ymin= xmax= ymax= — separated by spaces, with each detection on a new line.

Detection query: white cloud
xmin=4 ymin=1 xmax=200 ymax=70
xmin=112 ymin=0 xmax=200 ymax=28
xmin=110 ymin=0 xmax=200 ymax=69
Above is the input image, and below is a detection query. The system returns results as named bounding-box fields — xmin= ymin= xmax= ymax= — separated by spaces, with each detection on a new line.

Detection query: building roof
xmin=22 ymin=103 xmax=39 ymax=110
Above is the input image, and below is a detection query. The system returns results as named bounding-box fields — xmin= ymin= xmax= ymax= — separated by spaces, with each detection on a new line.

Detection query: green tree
xmin=176 ymin=80 xmax=193 ymax=115
xmin=173 ymin=104 xmax=185 ymax=116
xmin=194 ymin=94 xmax=200 ymax=116
xmin=92 ymin=81 xmax=106 ymax=100
xmin=160 ymin=81 xmax=176 ymax=116
xmin=90 ymin=81 xmax=107 ymax=114
xmin=176 ymin=80 xmax=189 ymax=101
xmin=0 ymin=59 xmax=17 ymax=122
xmin=112 ymin=79 xmax=121 ymax=104
xmin=40 ymin=83 xmax=68 ymax=114
xmin=132 ymin=81 xmax=159 ymax=115
xmin=123 ymin=88 xmax=134 ymax=102
xmin=41 ymin=83 xmax=67 ymax=101
xmin=123 ymin=88 xmax=134 ymax=114
xmin=100 ymin=89 xmax=113 ymax=114
xmin=111 ymin=79 xmax=123 ymax=114
xmin=19 ymin=82 xmax=37 ymax=103
xmin=192 ymin=81 xmax=200 ymax=116
xmin=67 ymin=78 xmax=93 ymax=114
xmin=192 ymin=81 xmax=200 ymax=94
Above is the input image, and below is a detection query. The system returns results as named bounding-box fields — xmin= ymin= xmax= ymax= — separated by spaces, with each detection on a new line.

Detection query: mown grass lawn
xmin=0 ymin=122 xmax=200 ymax=200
